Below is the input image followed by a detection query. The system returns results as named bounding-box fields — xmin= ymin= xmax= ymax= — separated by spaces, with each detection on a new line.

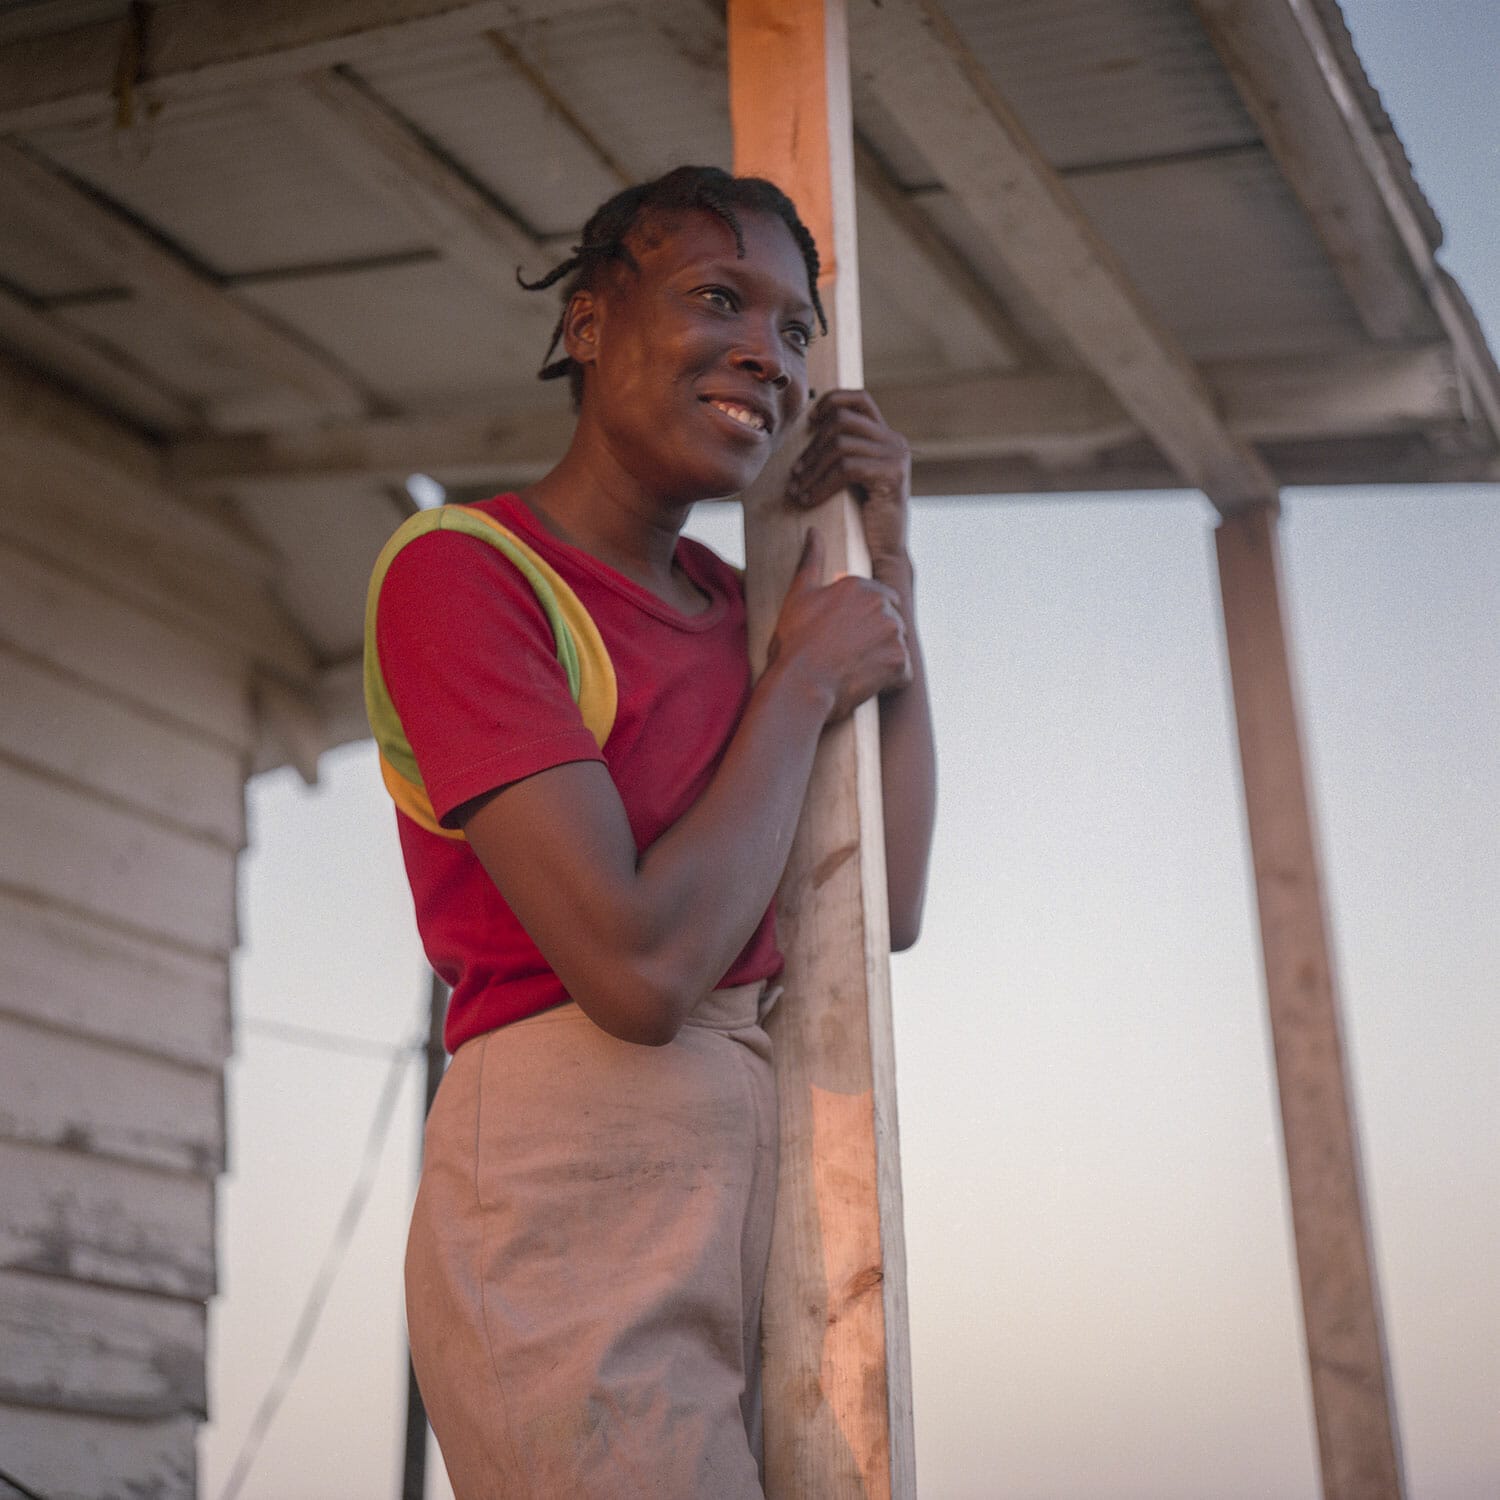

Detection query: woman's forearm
xmin=464 ymin=652 xmax=837 ymax=1045
xmin=464 ymin=551 xmax=913 ymax=1044
xmin=876 ymin=554 xmax=937 ymax=949
xmin=622 ymin=654 xmax=832 ymax=1025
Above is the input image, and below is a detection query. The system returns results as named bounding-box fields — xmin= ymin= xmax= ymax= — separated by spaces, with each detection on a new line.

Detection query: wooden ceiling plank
xmin=0 ymin=0 xmax=603 ymax=133
xmin=267 ymin=68 xmax=546 ymax=305
xmin=0 ymin=140 xmax=373 ymax=419
xmin=1188 ymin=0 xmax=1432 ymax=344
xmin=848 ymin=0 xmax=1278 ymax=512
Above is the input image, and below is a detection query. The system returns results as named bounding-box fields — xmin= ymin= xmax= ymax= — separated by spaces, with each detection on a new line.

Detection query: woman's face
xmin=567 ymin=207 xmax=817 ymax=505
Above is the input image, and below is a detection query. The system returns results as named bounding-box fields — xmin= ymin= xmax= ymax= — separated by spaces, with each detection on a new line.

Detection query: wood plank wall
xmin=0 ymin=458 xmax=253 ymax=1499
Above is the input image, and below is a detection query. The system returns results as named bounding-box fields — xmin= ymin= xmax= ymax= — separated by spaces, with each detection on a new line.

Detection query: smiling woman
xmin=363 ymin=165 xmax=936 ymax=1498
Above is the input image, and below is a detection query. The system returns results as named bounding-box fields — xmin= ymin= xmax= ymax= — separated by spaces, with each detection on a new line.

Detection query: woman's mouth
xmin=702 ymin=397 xmax=771 ymax=435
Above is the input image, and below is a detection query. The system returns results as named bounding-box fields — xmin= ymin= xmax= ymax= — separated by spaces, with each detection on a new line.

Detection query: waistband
xmin=684 ymin=979 xmax=781 ymax=1031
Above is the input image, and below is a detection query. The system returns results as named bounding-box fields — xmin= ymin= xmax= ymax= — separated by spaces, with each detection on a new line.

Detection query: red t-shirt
xmin=375 ymin=493 xmax=782 ymax=1050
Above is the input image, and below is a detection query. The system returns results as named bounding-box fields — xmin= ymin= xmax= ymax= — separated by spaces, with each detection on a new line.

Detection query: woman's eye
xmin=699 ymin=286 xmax=736 ymax=311
xmin=785 ymin=324 xmax=812 ymax=353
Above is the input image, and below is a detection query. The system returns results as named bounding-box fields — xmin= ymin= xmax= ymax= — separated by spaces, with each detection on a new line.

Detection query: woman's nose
xmin=732 ymin=343 xmax=791 ymax=389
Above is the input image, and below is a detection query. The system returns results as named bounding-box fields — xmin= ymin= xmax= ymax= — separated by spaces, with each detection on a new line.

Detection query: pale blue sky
xmin=202 ymin=7 xmax=1499 ymax=1497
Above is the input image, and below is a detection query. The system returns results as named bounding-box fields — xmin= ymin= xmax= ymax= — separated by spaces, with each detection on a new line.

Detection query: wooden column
xmin=1216 ymin=503 xmax=1405 ymax=1500
xmin=729 ymin=3 xmax=915 ymax=1497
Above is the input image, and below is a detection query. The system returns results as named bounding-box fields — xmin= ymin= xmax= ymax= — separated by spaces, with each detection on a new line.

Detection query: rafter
xmin=165 ymin=402 xmax=577 ymax=490
xmin=0 ymin=140 xmax=373 ymax=420
xmin=912 ymin=436 xmax=1500 ymax=499
xmin=847 ymin=0 xmax=1278 ymax=512
xmin=163 ymin=346 xmax=1465 ymax=491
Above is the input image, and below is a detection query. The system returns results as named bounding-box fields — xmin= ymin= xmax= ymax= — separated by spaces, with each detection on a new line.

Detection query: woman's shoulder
xmin=372 ymin=499 xmax=559 ymax=645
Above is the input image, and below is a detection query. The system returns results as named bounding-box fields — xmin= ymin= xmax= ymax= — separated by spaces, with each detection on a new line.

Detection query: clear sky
xmin=200 ymin=6 xmax=1500 ymax=1497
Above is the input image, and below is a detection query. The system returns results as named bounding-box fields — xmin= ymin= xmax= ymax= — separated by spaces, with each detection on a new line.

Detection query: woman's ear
xmin=562 ymin=290 xmax=600 ymax=370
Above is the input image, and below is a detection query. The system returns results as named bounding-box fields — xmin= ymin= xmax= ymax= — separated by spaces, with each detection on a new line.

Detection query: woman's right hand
xmin=766 ymin=529 xmax=913 ymax=722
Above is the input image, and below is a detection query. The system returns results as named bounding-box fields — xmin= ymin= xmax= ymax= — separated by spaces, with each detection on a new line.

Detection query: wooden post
xmin=400 ymin=972 xmax=447 ymax=1500
xmin=729 ymin=3 xmax=915 ymax=1497
xmin=1215 ymin=503 xmax=1406 ymax=1500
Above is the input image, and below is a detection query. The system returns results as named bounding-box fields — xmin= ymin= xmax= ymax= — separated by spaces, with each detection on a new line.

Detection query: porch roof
xmin=1 ymin=0 xmax=1495 ymax=681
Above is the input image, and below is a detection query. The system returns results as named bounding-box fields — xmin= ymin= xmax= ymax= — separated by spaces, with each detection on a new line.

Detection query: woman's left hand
xmin=785 ymin=390 xmax=912 ymax=581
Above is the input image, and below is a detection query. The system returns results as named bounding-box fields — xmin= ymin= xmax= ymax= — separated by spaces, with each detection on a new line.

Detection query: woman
xmin=368 ymin=166 xmax=936 ymax=1497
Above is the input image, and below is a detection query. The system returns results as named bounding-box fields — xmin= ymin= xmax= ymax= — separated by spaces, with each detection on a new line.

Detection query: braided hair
xmin=517 ymin=165 xmax=827 ymax=406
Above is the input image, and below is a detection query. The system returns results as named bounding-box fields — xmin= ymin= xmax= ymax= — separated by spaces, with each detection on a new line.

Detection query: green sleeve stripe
xmin=363 ymin=507 xmax=580 ymax=792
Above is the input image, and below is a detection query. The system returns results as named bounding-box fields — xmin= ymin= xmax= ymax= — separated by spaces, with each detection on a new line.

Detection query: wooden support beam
xmin=165 ymin=346 xmax=1466 ymax=491
xmin=0 ymin=139 xmax=372 ymax=420
xmin=847 ymin=0 xmax=1277 ymax=512
xmin=0 ymin=0 xmax=602 ymax=132
xmin=1215 ymin=503 xmax=1406 ymax=1500
xmin=909 ymin=435 xmax=1500 ymax=499
xmin=878 ymin=345 xmax=1465 ymax=462
xmin=166 ymin=400 xmax=576 ymax=490
xmin=730 ymin=2 xmax=914 ymax=1496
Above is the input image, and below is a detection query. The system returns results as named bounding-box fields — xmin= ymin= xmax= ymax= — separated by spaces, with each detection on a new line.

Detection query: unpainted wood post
xmin=401 ymin=970 xmax=448 ymax=1500
xmin=1215 ymin=502 xmax=1405 ymax=1500
xmin=729 ymin=1 xmax=915 ymax=1496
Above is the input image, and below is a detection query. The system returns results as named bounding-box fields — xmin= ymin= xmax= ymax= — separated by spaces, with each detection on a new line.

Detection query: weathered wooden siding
xmin=0 ymin=1408 xmax=197 ymax=1499
xmin=0 ymin=1270 xmax=206 ymax=1418
xmin=0 ymin=448 xmax=260 ymax=1498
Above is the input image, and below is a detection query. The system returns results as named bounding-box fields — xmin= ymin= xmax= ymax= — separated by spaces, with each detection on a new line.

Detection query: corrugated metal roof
xmin=943 ymin=0 xmax=1260 ymax=171
xmin=1065 ymin=147 xmax=1373 ymax=359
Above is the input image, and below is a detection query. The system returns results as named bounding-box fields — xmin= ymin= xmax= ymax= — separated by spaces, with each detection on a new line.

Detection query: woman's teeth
xmin=708 ymin=400 xmax=766 ymax=432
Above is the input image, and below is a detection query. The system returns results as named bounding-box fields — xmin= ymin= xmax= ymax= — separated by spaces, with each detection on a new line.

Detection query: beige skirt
xmin=405 ymin=982 xmax=779 ymax=1500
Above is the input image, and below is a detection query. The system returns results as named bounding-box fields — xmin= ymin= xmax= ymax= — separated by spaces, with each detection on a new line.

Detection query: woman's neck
xmin=516 ymin=447 xmax=705 ymax=613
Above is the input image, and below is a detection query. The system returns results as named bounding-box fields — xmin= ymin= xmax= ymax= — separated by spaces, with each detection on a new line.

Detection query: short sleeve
xmin=375 ymin=529 xmax=606 ymax=825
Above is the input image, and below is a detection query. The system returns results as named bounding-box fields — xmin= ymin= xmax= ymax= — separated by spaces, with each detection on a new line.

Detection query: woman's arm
xmin=458 ymin=529 xmax=911 ymax=1045
xmin=870 ymin=552 xmax=936 ymax=950
xmin=786 ymin=390 xmax=938 ymax=949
